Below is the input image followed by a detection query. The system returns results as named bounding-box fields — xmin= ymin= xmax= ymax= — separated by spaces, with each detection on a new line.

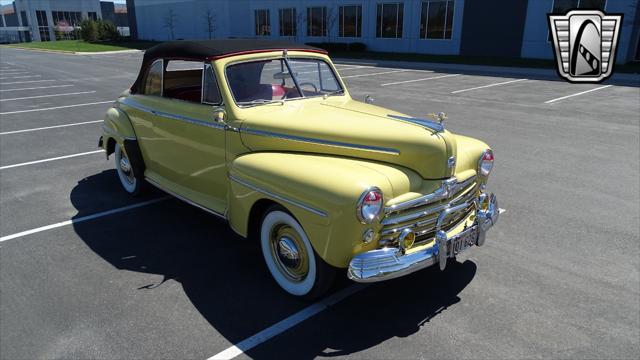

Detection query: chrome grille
xmin=379 ymin=177 xmax=477 ymax=247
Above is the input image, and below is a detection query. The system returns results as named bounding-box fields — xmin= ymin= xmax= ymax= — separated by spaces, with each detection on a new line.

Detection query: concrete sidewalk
xmin=334 ymin=57 xmax=640 ymax=86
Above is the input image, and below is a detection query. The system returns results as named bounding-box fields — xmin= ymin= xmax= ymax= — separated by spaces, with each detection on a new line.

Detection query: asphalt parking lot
xmin=1 ymin=47 xmax=639 ymax=359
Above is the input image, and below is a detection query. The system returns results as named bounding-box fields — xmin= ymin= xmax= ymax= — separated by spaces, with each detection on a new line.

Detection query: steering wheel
xmin=297 ymin=82 xmax=318 ymax=94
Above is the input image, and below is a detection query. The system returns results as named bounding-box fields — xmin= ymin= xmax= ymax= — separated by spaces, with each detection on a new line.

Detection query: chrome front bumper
xmin=347 ymin=193 xmax=499 ymax=283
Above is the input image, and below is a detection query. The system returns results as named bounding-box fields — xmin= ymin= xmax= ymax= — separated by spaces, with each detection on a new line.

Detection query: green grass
xmin=3 ymin=39 xmax=160 ymax=53
xmin=329 ymin=50 xmax=640 ymax=74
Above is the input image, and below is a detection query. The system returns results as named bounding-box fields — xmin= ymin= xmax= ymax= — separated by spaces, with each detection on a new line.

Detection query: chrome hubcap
xmin=277 ymin=237 xmax=300 ymax=268
xmin=118 ymin=151 xmax=135 ymax=184
xmin=269 ymin=224 xmax=309 ymax=282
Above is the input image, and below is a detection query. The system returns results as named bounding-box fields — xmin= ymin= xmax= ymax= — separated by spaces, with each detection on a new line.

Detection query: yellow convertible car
xmin=98 ymin=40 xmax=499 ymax=299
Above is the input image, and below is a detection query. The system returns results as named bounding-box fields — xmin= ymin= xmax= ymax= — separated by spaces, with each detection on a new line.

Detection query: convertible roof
xmin=132 ymin=39 xmax=325 ymax=94
xmin=143 ymin=39 xmax=326 ymax=62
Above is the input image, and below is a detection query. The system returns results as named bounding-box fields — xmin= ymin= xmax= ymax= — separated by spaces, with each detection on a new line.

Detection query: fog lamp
xmin=398 ymin=228 xmax=415 ymax=251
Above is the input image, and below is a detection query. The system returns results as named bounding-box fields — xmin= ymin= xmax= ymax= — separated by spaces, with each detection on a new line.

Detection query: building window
xmin=20 ymin=11 xmax=28 ymax=26
xmin=420 ymin=1 xmax=454 ymax=39
xmin=279 ymin=8 xmax=296 ymax=37
xmin=35 ymin=10 xmax=51 ymax=41
xmin=88 ymin=12 xmax=98 ymax=21
xmin=339 ymin=5 xmax=362 ymax=37
xmin=376 ymin=3 xmax=403 ymax=39
xmin=307 ymin=7 xmax=327 ymax=37
xmin=255 ymin=9 xmax=270 ymax=36
xmin=51 ymin=11 xmax=82 ymax=26
xmin=548 ymin=0 xmax=606 ymax=41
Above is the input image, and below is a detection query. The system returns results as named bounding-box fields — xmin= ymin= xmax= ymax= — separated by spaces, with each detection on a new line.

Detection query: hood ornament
xmin=427 ymin=112 xmax=447 ymax=125
xmin=386 ymin=112 xmax=447 ymax=133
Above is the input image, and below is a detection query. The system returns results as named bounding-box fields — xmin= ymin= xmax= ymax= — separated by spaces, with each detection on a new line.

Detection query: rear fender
xmin=101 ymin=107 xmax=137 ymax=156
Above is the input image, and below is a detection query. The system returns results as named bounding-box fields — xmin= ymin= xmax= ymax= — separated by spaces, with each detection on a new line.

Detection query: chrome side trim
xmin=229 ymin=174 xmax=328 ymax=217
xmin=120 ymin=99 xmax=225 ymax=130
xmin=240 ymin=127 xmax=400 ymax=155
xmin=387 ymin=114 xmax=444 ymax=132
xmin=145 ymin=176 xmax=227 ymax=220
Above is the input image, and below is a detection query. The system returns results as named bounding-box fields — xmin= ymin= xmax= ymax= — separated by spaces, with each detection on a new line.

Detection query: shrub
xmin=96 ymin=19 xmax=120 ymax=41
xmin=79 ymin=19 xmax=98 ymax=42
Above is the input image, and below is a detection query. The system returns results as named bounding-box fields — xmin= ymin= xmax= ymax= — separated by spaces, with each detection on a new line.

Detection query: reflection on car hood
xmin=238 ymin=98 xmax=456 ymax=180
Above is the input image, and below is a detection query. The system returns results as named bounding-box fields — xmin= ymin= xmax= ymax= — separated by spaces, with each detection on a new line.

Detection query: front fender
xmin=228 ymin=152 xmax=423 ymax=268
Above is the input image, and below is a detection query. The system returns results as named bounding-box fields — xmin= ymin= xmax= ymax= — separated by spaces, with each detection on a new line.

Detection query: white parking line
xmin=0 ymin=100 xmax=113 ymax=115
xmin=208 ymin=284 xmax=367 ymax=360
xmin=342 ymin=69 xmax=416 ymax=79
xmin=0 ymin=84 xmax=74 ymax=92
xmin=0 ymin=150 xmax=104 ymax=170
xmin=0 ymin=79 xmax=59 ymax=85
xmin=0 ymin=197 xmax=170 ymax=242
xmin=0 ymin=90 xmax=96 ymax=102
xmin=0 ymin=72 xmax=29 ymax=76
xmin=499 ymin=208 xmax=506 ymax=214
xmin=0 ymin=120 xmax=102 ymax=135
xmin=451 ymin=79 xmax=528 ymax=94
xmin=381 ymin=74 xmax=460 ymax=87
xmin=0 ymin=75 xmax=41 ymax=80
xmin=544 ymin=85 xmax=613 ymax=104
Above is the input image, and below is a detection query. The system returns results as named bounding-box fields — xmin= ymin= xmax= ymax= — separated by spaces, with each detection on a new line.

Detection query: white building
xmin=129 ymin=0 xmax=640 ymax=64
xmin=0 ymin=0 xmax=103 ymax=42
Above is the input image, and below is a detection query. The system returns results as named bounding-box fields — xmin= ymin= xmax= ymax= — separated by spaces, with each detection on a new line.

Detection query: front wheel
xmin=114 ymin=143 xmax=144 ymax=195
xmin=260 ymin=206 xmax=335 ymax=299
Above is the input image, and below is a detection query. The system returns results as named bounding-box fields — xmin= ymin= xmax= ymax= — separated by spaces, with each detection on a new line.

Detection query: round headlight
xmin=479 ymin=149 xmax=494 ymax=176
xmin=357 ymin=188 xmax=383 ymax=223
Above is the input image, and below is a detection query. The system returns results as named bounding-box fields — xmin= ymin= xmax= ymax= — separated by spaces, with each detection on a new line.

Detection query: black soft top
xmin=144 ymin=39 xmax=324 ymax=61
xmin=132 ymin=39 xmax=325 ymax=94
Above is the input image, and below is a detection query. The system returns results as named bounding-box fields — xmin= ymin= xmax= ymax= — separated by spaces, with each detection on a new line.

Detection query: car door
xmin=131 ymin=60 xmax=227 ymax=214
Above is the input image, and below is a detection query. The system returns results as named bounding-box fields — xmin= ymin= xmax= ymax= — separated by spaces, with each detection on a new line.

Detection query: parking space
xmin=1 ymin=47 xmax=638 ymax=359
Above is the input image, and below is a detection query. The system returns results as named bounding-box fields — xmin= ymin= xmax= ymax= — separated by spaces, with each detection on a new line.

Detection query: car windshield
xmin=226 ymin=58 xmax=343 ymax=106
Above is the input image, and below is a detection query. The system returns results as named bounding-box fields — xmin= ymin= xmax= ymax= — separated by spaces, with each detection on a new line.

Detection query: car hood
xmin=237 ymin=97 xmax=457 ymax=180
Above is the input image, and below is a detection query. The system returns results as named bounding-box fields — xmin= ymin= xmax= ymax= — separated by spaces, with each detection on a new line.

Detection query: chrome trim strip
xmin=120 ymin=99 xmax=225 ymax=130
xmin=229 ymin=174 xmax=328 ymax=217
xmin=240 ymin=128 xmax=400 ymax=155
xmin=145 ymin=176 xmax=227 ymax=220
xmin=384 ymin=176 xmax=476 ymax=214
xmin=387 ymin=114 xmax=444 ymax=132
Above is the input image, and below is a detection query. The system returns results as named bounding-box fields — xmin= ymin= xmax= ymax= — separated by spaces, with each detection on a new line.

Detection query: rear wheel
xmin=115 ymin=143 xmax=143 ymax=195
xmin=260 ymin=206 xmax=335 ymax=299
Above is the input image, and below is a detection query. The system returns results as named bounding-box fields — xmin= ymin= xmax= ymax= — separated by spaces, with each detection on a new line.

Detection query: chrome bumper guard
xmin=348 ymin=193 xmax=499 ymax=283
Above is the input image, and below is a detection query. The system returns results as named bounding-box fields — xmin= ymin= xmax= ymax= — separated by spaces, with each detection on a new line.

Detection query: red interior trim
xmin=206 ymin=48 xmax=327 ymax=61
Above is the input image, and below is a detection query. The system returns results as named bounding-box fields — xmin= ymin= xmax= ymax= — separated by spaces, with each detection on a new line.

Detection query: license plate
xmin=448 ymin=227 xmax=476 ymax=257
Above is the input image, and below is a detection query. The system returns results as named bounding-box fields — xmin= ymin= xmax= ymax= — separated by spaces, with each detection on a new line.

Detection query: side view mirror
xmin=365 ymin=95 xmax=374 ymax=104
xmin=213 ymin=108 xmax=226 ymax=123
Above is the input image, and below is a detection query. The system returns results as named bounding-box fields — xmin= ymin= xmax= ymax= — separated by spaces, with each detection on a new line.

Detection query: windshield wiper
xmin=237 ymin=99 xmax=285 ymax=107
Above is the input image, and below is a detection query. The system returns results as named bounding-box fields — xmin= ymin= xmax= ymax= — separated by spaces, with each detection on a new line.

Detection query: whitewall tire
xmin=115 ymin=143 xmax=141 ymax=195
xmin=260 ymin=206 xmax=335 ymax=299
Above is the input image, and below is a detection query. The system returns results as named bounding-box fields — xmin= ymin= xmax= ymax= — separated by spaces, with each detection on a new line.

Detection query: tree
xmin=163 ymin=9 xmax=178 ymax=40
xmin=79 ymin=19 xmax=98 ymax=42
xmin=203 ymin=8 xmax=217 ymax=39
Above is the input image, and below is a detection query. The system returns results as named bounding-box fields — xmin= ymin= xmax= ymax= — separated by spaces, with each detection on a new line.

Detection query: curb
xmin=2 ymin=46 xmax=143 ymax=55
